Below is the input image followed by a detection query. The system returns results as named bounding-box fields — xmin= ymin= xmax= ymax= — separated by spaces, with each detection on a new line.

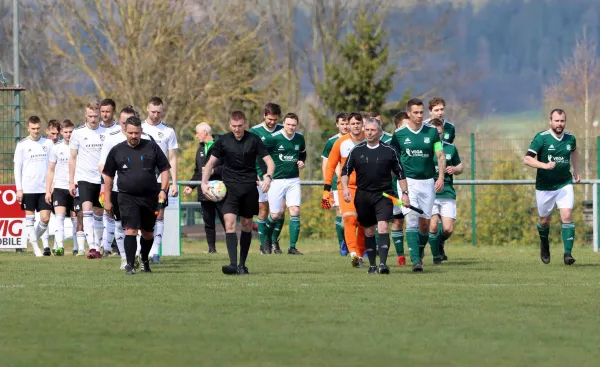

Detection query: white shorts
xmin=332 ymin=190 xmax=340 ymax=207
xmin=268 ymin=177 xmax=301 ymax=213
xmin=536 ymin=184 xmax=574 ymax=218
xmin=257 ymin=185 xmax=269 ymax=203
xmin=402 ymin=178 xmax=434 ymax=219
xmin=432 ymin=198 xmax=456 ymax=219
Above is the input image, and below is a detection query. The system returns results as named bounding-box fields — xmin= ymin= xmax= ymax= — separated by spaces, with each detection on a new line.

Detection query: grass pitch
xmin=1 ymin=241 xmax=599 ymax=367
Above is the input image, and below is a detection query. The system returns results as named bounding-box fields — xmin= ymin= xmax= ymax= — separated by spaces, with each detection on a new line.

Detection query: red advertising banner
xmin=0 ymin=185 xmax=26 ymax=248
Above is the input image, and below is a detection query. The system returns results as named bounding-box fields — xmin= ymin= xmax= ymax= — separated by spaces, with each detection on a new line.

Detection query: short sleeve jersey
xmin=380 ymin=131 xmax=393 ymax=144
xmin=434 ymin=142 xmax=461 ymax=199
xmin=49 ymin=141 xmax=71 ymax=190
xmin=321 ymin=133 xmax=341 ymax=190
xmin=210 ymin=131 xmax=269 ymax=185
xmin=141 ymin=121 xmax=178 ymax=183
xmin=69 ymin=124 xmax=108 ymax=184
xmin=13 ymin=137 xmax=54 ymax=193
xmin=100 ymin=131 xmax=153 ymax=192
xmin=425 ymin=119 xmax=456 ymax=143
xmin=391 ymin=124 xmax=441 ymax=180
xmin=249 ymin=123 xmax=283 ymax=179
xmin=264 ymin=131 xmax=306 ymax=179
xmin=101 ymin=121 xmax=121 ymax=134
xmin=527 ymin=130 xmax=576 ymax=191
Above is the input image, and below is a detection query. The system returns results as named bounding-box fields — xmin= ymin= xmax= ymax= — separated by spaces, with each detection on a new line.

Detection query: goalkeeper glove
xmin=320 ymin=190 xmax=334 ymax=210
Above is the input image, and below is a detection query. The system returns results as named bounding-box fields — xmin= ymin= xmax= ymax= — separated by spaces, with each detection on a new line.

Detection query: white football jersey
xmin=70 ymin=124 xmax=108 ymax=184
xmin=99 ymin=130 xmax=153 ymax=192
xmin=48 ymin=141 xmax=71 ymax=190
xmin=101 ymin=121 xmax=121 ymax=134
xmin=13 ymin=136 xmax=54 ymax=193
xmin=141 ymin=121 xmax=177 ymax=182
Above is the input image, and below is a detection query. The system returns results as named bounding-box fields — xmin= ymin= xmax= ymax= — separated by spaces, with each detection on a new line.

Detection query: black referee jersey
xmin=342 ymin=141 xmax=405 ymax=192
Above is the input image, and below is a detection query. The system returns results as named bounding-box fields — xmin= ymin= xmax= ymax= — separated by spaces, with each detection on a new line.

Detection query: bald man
xmin=183 ymin=123 xmax=224 ymax=253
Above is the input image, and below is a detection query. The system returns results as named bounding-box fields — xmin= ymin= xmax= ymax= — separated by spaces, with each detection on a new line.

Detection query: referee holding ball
xmin=202 ymin=110 xmax=275 ymax=275
xmin=102 ymin=116 xmax=171 ymax=275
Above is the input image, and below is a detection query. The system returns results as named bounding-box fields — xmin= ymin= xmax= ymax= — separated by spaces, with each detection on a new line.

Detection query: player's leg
xmin=333 ymin=193 xmax=347 ymax=256
xmin=21 ymin=194 xmax=42 ymax=256
xmin=119 ymin=193 xmax=143 ymax=274
xmin=236 ymin=184 xmax=258 ymax=274
xmin=111 ymin=191 xmax=127 ymax=269
xmin=53 ymin=205 xmax=67 ymax=256
xmin=257 ymin=186 xmax=270 ymax=254
xmin=556 ymin=185 xmax=576 ymax=265
xmin=35 ymin=194 xmax=53 ymax=256
xmin=201 ymin=200 xmax=218 ymax=253
xmin=101 ymin=208 xmax=116 ymax=257
xmin=139 ymin=198 xmax=159 ymax=273
xmin=286 ymin=178 xmax=303 ymax=255
xmin=438 ymin=199 xmax=456 ymax=261
xmin=536 ymin=189 xmax=554 ymax=264
xmin=417 ymin=179 xmax=438 ymax=264
xmin=78 ymin=182 xmax=98 ymax=257
xmin=428 ymin=199 xmax=442 ymax=264
xmin=271 ymin=197 xmax=286 ymax=252
xmin=391 ymin=213 xmax=405 ymax=265
xmin=149 ymin=205 xmax=165 ymax=263
xmin=264 ymin=179 xmax=285 ymax=254
xmin=402 ymin=178 xmax=423 ymax=271
xmin=220 ymin=184 xmax=244 ymax=274
xmin=92 ymin=205 xmax=104 ymax=258
xmin=345 ymin=189 xmax=364 ymax=267
xmin=374 ymin=194 xmax=393 ymax=274
xmin=357 ymin=191 xmax=377 ymax=273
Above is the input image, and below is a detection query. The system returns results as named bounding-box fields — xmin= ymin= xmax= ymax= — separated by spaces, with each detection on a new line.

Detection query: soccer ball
xmin=207 ymin=180 xmax=227 ymax=201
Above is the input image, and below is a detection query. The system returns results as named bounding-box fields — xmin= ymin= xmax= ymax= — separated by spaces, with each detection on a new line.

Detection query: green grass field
xmin=1 ymin=240 xmax=599 ymax=366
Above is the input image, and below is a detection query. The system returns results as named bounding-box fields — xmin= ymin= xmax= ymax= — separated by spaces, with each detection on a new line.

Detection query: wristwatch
xmin=264 ymin=174 xmax=273 ymax=181
xmin=401 ymin=190 xmax=409 ymax=195
xmin=161 ymin=188 xmax=169 ymax=194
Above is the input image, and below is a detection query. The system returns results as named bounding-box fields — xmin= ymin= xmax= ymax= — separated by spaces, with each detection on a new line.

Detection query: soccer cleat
xmin=87 ymin=249 xmax=97 ymax=259
xmin=368 ymin=265 xmax=378 ymax=274
xmin=120 ymin=258 xmax=127 ymax=270
xmin=237 ymin=265 xmax=249 ymax=275
xmin=540 ymin=241 xmax=551 ymax=264
xmin=111 ymin=251 xmax=120 ymax=257
xmin=433 ymin=258 xmax=443 ymax=265
xmin=94 ymin=250 xmax=103 ymax=259
xmin=412 ymin=261 xmax=423 ymax=272
xmin=51 ymin=248 xmax=56 ymax=255
xmin=134 ymin=256 xmax=141 ymax=269
xmin=43 ymin=247 xmax=51 ymax=256
xmin=419 ymin=246 xmax=425 ymax=260
xmin=564 ymin=254 xmax=576 ymax=265
xmin=339 ymin=240 xmax=349 ymax=257
xmin=272 ymin=241 xmax=283 ymax=254
xmin=208 ymin=246 xmax=217 ymax=254
xmin=358 ymin=257 xmax=365 ymax=268
xmin=397 ymin=256 xmax=406 ymax=266
xmin=287 ymin=247 xmax=303 ymax=255
xmin=55 ymin=248 xmax=64 ymax=256
xmin=125 ymin=264 xmax=136 ymax=275
xmin=351 ymin=254 xmax=360 ymax=268
xmin=76 ymin=250 xmax=85 ymax=257
xmin=151 ymin=254 xmax=163 ymax=264
xmin=379 ymin=264 xmax=390 ymax=274
xmin=259 ymin=245 xmax=266 ymax=255
xmin=72 ymin=249 xmax=79 ymax=256
xmin=264 ymin=239 xmax=273 ymax=254
xmin=103 ymin=250 xmax=113 ymax=258
xmin=222 ymin=264 xmax=238 ymax=275
xmin=441 ymin=254 xmax=448 ymax=261
xmin=141 ymin=261 xmax=152 ymax=273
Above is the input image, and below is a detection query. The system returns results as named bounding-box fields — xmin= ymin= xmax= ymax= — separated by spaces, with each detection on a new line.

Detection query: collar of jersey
xmin=366 ymin=143 xmax=380 ymax=149
xmin=547 ymin=129 xmax=565 ymax=141
xmin=406 ymin=123 xmax=424 ymax=134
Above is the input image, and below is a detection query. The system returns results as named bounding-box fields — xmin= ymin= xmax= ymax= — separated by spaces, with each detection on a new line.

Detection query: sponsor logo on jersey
xmin=123 ymin=164 xmax=128 ymax=168
xmin=261 ymin=136 xmax=266 ymax=141
xmin=278 ymin=154 xmax=296 ymax=162
xmin=446 ymin=154 xmax=451 ymax=160
xmin=100 ymin=135 xmax=105 ymax=141
xmin=405 ymin=149 xmax=428 ymax=158
xmin=548 ymin=144 xmax=555 ymax=150
xmin=424 ymin=137 xmax=430 ymax=143
xmin=404 ymin=138 xmax=411 ymax=144
xmin=444 ymin=133 xmax=449 ymax=139
xmin=42 ymin=146 xmax=48 ymax=152
xmin=548 ymin=155 xmax=568 ymax=163
xmin=567 ymin=144 xmax=571 ymax=150
xmin=278 ymin=145 xmax=285 ymax=150
xmin=158 ymin=132 xmax=164 ymax=138
xmin=294 ymin=145 xmax=299 ymax=150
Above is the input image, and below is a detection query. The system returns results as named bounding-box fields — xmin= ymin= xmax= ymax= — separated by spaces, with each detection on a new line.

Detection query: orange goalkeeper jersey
xmin=324 ymin=133 xmax=365 ymax=190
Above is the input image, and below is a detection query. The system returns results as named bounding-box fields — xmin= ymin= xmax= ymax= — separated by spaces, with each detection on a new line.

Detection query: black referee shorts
xmin=222 ymin=182 xmax=258 ymax=219
xmin=354 ymin=190 xmax=393 ymax=228
xmin=52 ymin=188 xmax=74 ymax=212
xmin=21 ymin=193 xmax=52 ymax=212
xmin=118 ymin=192 xmax=158 ymax=232
xmin=78 ymin=181 xmax=102 ymax=208
xmin=110 ymin=191 xmax=121 ymax=221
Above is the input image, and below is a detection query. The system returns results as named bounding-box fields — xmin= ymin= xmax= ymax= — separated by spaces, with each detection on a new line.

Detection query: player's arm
xmin=340 ymin=149 xmax=355 ymax=203
xmin=298 ymin=137 xmax=306 ymax=169
xmin=524 ymin=134 xmax=553 ymax=170
xmin=101 ymin=149 xmax=117 ymax=212
xmin=156 ymin=144 xmax=172 ymax=196
xmin=447 ymin=148 xmax=464 ymax=175
xmin=434 ymin=139 xmax=446 ymax=192
xmin=168 ymin=148 xmax=178 ymax=197
xmin=69 ymin=148 xmax=78 ymax=197
xmin=185 ymin=146 xmax=202 ymax=193
xmin=13 ymin=144 xmax=23 ymax=202
xmin=324 ymin=139 xmax=342 ymax=190
xmin=45 ymin=161 xmax=57 ymax=204
xmin=571 ymin=146 xmax=580 ymax=183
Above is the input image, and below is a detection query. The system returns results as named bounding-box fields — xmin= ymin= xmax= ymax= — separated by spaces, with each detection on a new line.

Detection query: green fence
xmin=179 ymin=132 xmax=598 ymax=248
xmin=0 ymin=87 xmax=25 ymax=184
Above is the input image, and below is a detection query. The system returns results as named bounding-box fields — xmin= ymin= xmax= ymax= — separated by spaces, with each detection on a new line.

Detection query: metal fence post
xmin=596 ymin=137 xmax=600 ymax=252
xmin=471 ymin=133 xmax=476 ymax=246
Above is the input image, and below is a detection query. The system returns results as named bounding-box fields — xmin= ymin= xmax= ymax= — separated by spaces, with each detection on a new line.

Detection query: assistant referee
xmin=341 ymin=118 xmax=409 ymax=274
xmin=202 ymin=110 xmax=275 ymax=275
xmin=102 ymin=116 xmax=171 ymax=275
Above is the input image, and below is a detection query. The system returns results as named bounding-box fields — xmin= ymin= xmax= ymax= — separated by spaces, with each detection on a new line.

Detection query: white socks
xmin=41 ymin=228 xmax=50 ymax=249
xmin=54 ymin=213 xmax=65 ymax=249
xmin=114 ymin=220 xmax=126 ymax=261
xmin=25 ymin=215 xmax=35 ymax=243
xmin=76 ymin=232 xmax=86 ymax=252
xmin=150 ymin=219 xmax=164 ymax=257
xmin=93 ymin=214 xmax=103 ymax=250
xmin=102 ymin=213 xmax=115 ymax=252
xmin=82 ymin=211 xmax=95 ymax=251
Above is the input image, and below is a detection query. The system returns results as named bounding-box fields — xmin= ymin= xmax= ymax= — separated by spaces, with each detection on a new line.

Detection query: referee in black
xmin=341 ymin=118 xmax=409 ymax=274
xmin=102 ymin=116 xmax=171 ymax=275
xmin=201 ymin=110 xmax=275 ymax=275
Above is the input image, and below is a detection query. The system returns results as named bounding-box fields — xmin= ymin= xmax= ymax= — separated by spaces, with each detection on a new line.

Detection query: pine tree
xmin=313 ymin=9 xmax=395 ymax=130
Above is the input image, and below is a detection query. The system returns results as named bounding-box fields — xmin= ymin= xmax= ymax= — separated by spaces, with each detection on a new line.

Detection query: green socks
xmin=391 ymin=230 xmax=404 ymax=256
xmin=406 ymin=228 xmax=420 ymax=263
xmin=562 ymin=222 xmax=575 ymax=255
xmin=335 ymin=216 xmax=345 ymax=247
xmin=264 ymin=215 xmax=276 ymax=243
xmin=257 ymin=219 xmax=266 ymax=246
xmin=429 ymin=231 xmax=441 ymax=259
xmin=289 ymin=216 xmax=300 ymax=248
xmin=537 ymin=222 xmax=550 ymax=245
xmin=418 ymin=231 xmax=429 ymax=249
xmin=272 ymin=216 xmax=285 ymax=243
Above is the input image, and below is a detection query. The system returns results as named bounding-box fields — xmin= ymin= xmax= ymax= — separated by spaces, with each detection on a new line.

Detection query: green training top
xmin=249 ymin=123 xmax=283 ymax=179
xmin=391 ymin=124 xmax=441 ymax=180
xmin=264 ymin=130 xmax=306 ymax=179
xmin=434 ymin=142 xmax=461 ymax=199
xmin=527 ymin=130 xmax=576 ymax=191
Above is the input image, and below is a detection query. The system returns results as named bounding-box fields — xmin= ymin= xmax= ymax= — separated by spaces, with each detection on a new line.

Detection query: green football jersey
xmin=391 ymin=124 xmax=441 ymax=180
xmin=380 ymin=132 xmax=397 ymax=194
xmin=528 ymin=130 xmax=577 ymax=191
xmin=425 ymin=119 xmax=455 ymax=143
xmin=264 ymin=130 xmax=306 ymax=179
xmin=380 ymin=131 xmax=393 ymax=144
xmin=249 ymin=123 xmax=283 ymax=179
xmin=434 ymin=142 xmax=461 ymax=199
xmin=321 ymin=133 xmax=341 ymax=190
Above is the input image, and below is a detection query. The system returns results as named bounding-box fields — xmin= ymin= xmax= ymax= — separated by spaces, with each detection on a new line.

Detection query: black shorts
xmin=393 ymin=212 xmax=405 ymax=220
xmin=73 ymin=196 xmax=82 ymax=213
xmin=222 ymin=182 xmax=258 ymax=219
xmin=354 ymin=190 xmax=393 ymax=228
xmin=78 ymin=181 xmax=102 ymax=208
xmin=21 ymin=193 xmax=52 ymax=212
xmin=52 ymin=188 xmax=74 ymax=212
xmin=110 ymin=191 xmax=121 ymax=221
xmin=118 ymin=192 xmax=158 ymax=232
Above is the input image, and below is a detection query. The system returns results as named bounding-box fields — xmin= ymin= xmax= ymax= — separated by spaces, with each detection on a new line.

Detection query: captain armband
xmin=433 ymin=142 xmax=443 ymax=152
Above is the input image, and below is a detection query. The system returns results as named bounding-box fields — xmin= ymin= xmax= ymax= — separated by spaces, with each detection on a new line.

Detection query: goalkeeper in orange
xmin=322 ymin=112 xmax=366 ymax=267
